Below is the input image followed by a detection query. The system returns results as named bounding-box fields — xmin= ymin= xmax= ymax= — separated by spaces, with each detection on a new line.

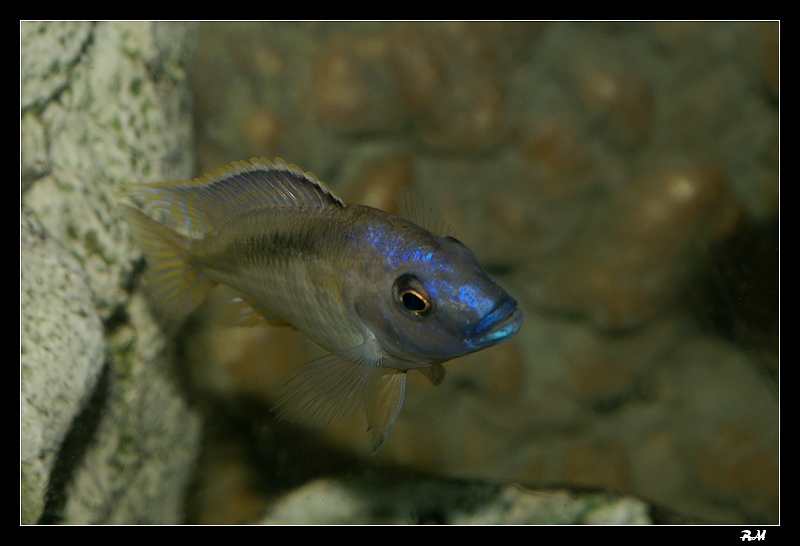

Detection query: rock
xmin=311 ymin=33 xmax=403 ymax=135
xmin=417 ymin=75 xmax=514 ymax=154
xmin=342 ymin=150 xmax=415 ymax=214
xmin=20 ymin=21 xmax=201 ymax=524
xmin=536 ymin=162 xmax=742 ymax=331
xmin=239 ymin=107 xmax=283 ymax=157
xmin=258 ymin=475 xmax=652 ymax=525
xmin=20 ymin=210 xmax=105 ymax=524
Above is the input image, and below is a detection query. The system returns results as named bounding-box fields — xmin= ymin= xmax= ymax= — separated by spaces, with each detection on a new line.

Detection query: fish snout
xmin=469 ymin=297 xmax=524 ymax=349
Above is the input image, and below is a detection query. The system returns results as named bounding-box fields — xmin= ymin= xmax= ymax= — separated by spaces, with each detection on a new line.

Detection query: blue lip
xmin=470 ymin=297 xmax=524 ymax=348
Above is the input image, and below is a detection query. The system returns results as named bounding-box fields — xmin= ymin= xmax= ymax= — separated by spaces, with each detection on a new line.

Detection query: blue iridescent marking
xmin=179 ymin=199 xmax=190 ymax=232
xmin=362 ymin=224 xmax=436 ymax=269
xmin=466 ymin=297 xmax=522 ymax=348
xmin=458 ymin=283 xmax=494 ymax=314
xmin=411 ymin=249 xmax=434 ymax=263
xmin=476 ymin=321 xmax=517 ymax=344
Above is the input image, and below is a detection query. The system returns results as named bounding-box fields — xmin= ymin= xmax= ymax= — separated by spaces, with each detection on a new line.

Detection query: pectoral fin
xmin=272 ymin=352 xmax=370 ymax=425
xmin=271 ymin=343 xmax=407 ymax=453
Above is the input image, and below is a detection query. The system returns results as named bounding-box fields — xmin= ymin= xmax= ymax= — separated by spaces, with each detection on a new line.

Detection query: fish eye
xmin=393 ymin=274 xmax=432 ymax=318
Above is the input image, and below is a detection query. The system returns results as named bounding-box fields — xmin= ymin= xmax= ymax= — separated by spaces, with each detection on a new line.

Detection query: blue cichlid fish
xmin=124 ymin=158 xmax=523 ymax=451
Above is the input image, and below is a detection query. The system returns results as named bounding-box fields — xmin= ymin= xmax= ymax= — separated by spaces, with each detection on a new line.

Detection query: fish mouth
xmin=469 ymin=297 xmax=524 ymax=348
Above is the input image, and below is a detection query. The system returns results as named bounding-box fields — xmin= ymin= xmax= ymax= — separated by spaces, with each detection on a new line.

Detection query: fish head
xmin=355 ymin=232 xmax=524 ymax=366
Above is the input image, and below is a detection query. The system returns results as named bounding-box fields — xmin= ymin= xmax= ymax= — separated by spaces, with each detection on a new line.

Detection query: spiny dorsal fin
xmin=198 ymin=157 xmax=345 ymax=210
xmin=126 ymin=158 xmax=345 ymax=235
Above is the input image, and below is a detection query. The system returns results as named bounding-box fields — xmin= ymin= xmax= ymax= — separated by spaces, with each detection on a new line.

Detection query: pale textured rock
xmin=22 ymin=21 xmax=194 ymax=319
xmin=20 ymin=210 xmax=105 ymax=524
xmin=20 ymin=21 xmax=93 ymax=110
xmin=61 ymin=294 xmax=202 ymax=524
xmin=258 ymin=476 xmax=651 ymax=525
xmin=21 ymin=21 xmax=201 ymax=524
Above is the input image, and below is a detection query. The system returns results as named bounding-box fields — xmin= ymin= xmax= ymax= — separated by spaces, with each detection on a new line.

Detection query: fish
xmin=124 ymin=157 xmax=523 ymax=451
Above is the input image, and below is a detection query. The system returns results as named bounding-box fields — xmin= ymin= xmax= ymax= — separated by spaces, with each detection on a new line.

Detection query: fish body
xmin=125 ymin=158 xmax=523 ymax=450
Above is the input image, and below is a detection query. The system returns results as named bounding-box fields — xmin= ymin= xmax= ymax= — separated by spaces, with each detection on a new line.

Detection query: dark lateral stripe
xmin=234 ymin=227 xmax=325 ymax=266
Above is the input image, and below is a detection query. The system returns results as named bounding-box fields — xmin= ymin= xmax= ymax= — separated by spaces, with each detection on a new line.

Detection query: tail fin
xmin=124 ymin=205 xmax=216 ymax=319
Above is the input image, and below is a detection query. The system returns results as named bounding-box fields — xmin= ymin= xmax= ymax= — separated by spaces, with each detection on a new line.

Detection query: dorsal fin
xmin=125 ymin=158 xmax=345 ymax=235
